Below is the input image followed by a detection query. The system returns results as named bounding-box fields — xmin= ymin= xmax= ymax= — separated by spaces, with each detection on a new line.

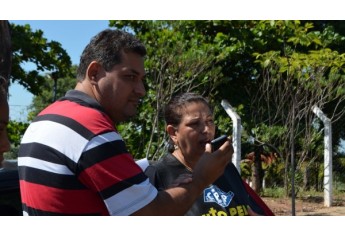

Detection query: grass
xmin=261 ymin=186 xmax=345 ymax=204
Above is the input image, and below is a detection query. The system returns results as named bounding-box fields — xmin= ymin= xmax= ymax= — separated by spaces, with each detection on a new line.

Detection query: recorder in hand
xmin=210 ymin=135 xmax=229 ymax=152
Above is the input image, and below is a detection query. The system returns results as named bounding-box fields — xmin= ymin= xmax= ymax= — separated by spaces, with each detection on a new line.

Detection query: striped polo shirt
xmin=18 ymin=90 xmax=157 ymax=215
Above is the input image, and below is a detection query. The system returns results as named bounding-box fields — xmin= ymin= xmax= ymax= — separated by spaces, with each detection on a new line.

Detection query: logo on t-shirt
xmin=204 ymin=185 xmax=234 ymax=207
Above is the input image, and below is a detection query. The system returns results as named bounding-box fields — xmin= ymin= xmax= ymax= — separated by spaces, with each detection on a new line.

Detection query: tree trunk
xmin=251 ymin=145 xmax=264 ymax=193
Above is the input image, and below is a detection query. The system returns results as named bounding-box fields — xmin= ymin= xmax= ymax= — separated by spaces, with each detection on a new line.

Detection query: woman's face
xmin=173 ymin=101 xmax=215 ymax=160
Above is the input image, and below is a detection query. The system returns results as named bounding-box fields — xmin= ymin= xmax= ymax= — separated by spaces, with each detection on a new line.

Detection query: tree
xmin=10 ymin=23 xmax=72 ymax=95
xmin=252 ymin=21 xmax=345 ymax=196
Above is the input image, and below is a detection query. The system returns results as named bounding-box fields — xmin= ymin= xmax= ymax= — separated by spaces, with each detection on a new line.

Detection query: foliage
xmin=28 ymin=65 xmax=77 ymax=119
xmin=5 ymin=121 xmax=29 ymax=160
xmin=3 ymin=146 xmax=19 ymax=160
xmin=6 ymin=121 xmax=29 ymax=147
xmin=334 ymin=156 xmax=345 ymax=184
xmin=248 ymin=20 xmax=345 ymax=195
xmin=10 ymin=23 xmax=73 ymax=95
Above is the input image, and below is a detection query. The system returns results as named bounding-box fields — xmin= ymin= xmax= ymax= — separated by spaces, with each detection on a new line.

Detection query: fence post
xmin=312 ymin=105 xmax=333 ymax=207
xmin=221 ymin=99 xmax=241 ymax=173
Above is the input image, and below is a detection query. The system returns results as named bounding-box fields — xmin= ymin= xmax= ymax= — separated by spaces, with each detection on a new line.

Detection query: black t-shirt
xmin=145 ymin=153 xmax=266 ymax=216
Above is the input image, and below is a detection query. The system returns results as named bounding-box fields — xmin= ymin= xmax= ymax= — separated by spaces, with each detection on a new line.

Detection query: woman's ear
xmin=166 ymin=124 xmax=177 ymax=143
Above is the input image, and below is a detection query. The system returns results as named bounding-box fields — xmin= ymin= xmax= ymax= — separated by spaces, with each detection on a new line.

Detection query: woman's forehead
xmin=181 ymin=102 xmax=213 ymax=118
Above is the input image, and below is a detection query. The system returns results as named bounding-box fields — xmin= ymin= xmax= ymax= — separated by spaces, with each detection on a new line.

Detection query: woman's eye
xmin=127 ymin=75 xmax=137 ymax=81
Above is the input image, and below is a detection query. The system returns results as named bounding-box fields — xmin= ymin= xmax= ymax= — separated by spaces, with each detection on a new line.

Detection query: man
xmin=18 ymin=29 xmax=233 ymax=215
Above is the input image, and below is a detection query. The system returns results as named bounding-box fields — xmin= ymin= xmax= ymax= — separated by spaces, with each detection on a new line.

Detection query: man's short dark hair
xmin=76 ymin=29 xmax=146 ymax=81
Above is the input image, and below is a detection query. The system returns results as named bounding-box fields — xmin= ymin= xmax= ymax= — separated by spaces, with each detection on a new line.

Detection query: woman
xmin=145 ymin=92 xmax=274 ymax=216
xmin=0 ymin=77 xmax=10 ymax=167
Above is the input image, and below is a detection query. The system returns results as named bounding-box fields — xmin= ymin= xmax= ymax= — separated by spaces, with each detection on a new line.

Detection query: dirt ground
xmin=262 ymin=196 xmax=345 ymax=216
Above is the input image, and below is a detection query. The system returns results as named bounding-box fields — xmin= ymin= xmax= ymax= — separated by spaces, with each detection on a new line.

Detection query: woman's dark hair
xmin=76 ymin=29 xmax=147 ymax=81
xmin=164 ymin=92 xmax=213 ymax=152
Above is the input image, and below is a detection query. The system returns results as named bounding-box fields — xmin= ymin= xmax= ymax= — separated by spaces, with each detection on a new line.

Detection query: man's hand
xmin=192 ymin=138 xmax=234 ymax=190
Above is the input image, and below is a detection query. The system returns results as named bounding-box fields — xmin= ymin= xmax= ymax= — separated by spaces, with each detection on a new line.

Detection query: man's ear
xmin=166 ymin=125 xmax=177 ymax=143
xmin=86 ymin=61 xmax=102 ymax=85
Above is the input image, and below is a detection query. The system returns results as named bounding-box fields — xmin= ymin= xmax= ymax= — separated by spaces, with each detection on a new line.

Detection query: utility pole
xmin=221 ymin=99 xmax=241 ymax=173
xmin=312 ymin=105 xmax=333 ymax=207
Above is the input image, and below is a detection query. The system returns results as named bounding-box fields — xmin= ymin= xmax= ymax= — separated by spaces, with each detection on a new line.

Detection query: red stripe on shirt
xmin=79 ymin=153 xmax=143 ymax=191
xmin=20 ymin=180 xmax=109 ymax=215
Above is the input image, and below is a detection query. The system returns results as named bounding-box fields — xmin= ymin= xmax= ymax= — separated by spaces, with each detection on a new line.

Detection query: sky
xmin=8 ymin=20 xmax=110 ymax=121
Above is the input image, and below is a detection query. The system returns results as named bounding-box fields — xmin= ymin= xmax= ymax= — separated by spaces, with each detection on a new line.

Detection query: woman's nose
xmin=201 ymin=123 xmax=212 ymax=134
